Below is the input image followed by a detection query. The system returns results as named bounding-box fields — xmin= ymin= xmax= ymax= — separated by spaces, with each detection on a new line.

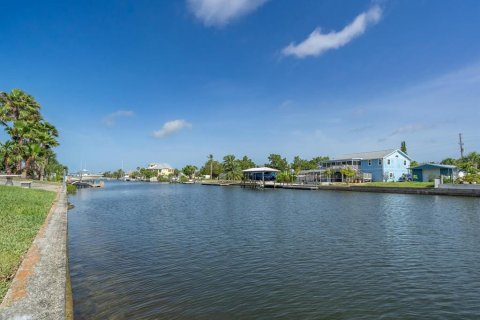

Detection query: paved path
xmin=0 ymin=183 xmax=70 ymax=320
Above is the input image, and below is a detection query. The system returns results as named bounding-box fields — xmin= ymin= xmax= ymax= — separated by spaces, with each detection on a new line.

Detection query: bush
xmin=66 ymin=184 xmax=77 ymax=195
xmin=157 ymin=176 xmax=170 ymax=182
xmin=463 ymin=174 xmax=480 ymax=184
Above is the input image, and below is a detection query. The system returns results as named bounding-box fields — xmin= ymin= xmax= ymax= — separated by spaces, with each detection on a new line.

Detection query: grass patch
xmin=363 ymin=182 xmax=434 ymax=188
xmin=0 ymin=186 xmax=56 ymax=300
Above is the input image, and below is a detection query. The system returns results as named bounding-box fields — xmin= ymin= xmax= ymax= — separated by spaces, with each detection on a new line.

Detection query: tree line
xmin=178 ymin=154 xmax=329 ymax=182
xmin=441 ymin=152 xmax=480 ymax=183
xmin=0 ymin=89 xmax=65 ymax=180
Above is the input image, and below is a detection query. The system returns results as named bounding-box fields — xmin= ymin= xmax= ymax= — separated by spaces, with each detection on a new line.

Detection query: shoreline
xmin=0 ymin=183 xmax=71 ymax=320
xmin=200 ymin=181 xmax=480 ymax=197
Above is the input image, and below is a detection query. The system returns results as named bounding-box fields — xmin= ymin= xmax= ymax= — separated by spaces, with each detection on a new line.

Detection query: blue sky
xmin=1 ymin=0 xmax=480 ymax=172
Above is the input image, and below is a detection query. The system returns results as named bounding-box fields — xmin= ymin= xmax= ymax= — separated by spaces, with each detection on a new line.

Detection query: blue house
xmin=321 ymin=149 xmax=412 ymax=182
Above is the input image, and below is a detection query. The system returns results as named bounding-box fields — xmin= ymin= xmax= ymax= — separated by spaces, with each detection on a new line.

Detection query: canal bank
xmin=202 ymin=181 xmax=480 ymax=197
xmin=0 ymin=183 xmax=71 ymax=320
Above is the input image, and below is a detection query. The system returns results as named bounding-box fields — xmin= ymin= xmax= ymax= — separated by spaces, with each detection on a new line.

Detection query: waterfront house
xmin=145 ymin=163 xmax=174 ymax=177
xmin=411 ymin=163 xmax=458 ymax=182
xmin=320 ymin=149 xmax=412 ymax=182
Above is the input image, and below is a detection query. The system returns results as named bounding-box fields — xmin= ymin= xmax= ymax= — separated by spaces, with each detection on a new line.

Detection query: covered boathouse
xmin=411 ymin=163 xmax=458 ymax=182
xmin=242 ymin=167 xmax=279 ymax=188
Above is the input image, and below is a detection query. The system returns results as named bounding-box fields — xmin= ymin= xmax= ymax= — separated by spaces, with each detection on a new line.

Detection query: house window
xmin=378 ymin=159 xmax=382 ymax=165
xmin=387 ymin=159 xmax=391 ymax=165
xmin=404 ymin=160 xmax=407 ymax=166
xmin=389 ymin=172 xmax=393 ymax=178
xmin=368 ymin=160 xmax=372 ymax=166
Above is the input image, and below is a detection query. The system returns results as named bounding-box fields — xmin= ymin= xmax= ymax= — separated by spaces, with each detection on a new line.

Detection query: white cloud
xmin=282 ymin=5 xmax=382 ymax=58
xmin=187 ymin=0 xmax=267 ymax=27
xmin=153 ymin=119 xmax=192 ymax=139
xmin=103 ymin=110 xmax=134 ymax=126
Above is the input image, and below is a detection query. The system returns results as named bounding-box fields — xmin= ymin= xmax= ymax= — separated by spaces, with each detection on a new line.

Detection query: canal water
xmin=68 ymin=182 xmax=480 ymax=319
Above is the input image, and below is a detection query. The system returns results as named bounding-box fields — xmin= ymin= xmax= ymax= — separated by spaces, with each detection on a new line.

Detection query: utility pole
xmin=459 ymin=133 xmax=465 ymax=159
xmin=208 ymin=154 xmax=213 ymax=180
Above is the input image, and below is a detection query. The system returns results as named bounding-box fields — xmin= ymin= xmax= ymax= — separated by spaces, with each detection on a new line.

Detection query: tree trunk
xmin=5 ymin=157 xmax=11 ymax=174
xmin=16 ymin=160 xmax=22 ymax=174
xmin=22 ymin=157 xmax=33 ymax=178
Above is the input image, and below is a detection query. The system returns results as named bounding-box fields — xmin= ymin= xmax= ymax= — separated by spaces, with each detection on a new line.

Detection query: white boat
xmin=67 ymin=169 xmax=104 ymax=183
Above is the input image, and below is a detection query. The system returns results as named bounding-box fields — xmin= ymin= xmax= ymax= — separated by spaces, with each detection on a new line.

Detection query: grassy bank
xmin=364 ymin=182 xmax=434 ymax=188
xmin=0 ymin=186 xmax=56 ymax=300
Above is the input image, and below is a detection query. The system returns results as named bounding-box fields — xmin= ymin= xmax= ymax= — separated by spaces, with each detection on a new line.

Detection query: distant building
xmin=411 ymin=163 xmax=458 ymax=182
xmin=321 ymin=149 xmax=412 ymax=182
xmin=145 ymin=163 xmax=174 ymax=177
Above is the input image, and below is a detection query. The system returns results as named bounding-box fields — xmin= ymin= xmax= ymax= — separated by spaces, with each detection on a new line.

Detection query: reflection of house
xmin=146 ymin=163 xmax=174 ymax=177
xmin=411 ymin=163 xmax=458 ymax=182
xmin=298 ymin=149 xmax=412 ymax=183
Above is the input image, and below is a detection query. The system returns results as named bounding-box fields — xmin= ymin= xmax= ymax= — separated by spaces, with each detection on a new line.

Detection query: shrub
xmin=66 ymin=184 xmax=77 ymax=195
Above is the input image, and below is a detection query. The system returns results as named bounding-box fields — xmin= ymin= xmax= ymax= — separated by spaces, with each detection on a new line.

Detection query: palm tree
xmin=23 ymin=144 xmax=42 ymax=178
xmin=324 ymin=168 xmax=334 ymax=183
xmin=1 ymin=141 xmax=23 ymax=175
xmin=1 ymin=89 xmax=62 ymax=180
xmin=223 ymin=155 xmax=241 ymax=181
xmin=340 ymin=167 xmax=356 ymax=184
xmin=0 ymin=89 xmax=41 ymax=124
xmin=0 ymin=142 xmax=8 ymax=173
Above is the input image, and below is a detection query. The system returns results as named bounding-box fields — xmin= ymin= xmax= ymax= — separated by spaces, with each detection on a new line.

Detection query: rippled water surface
xmin=68 ymin=182 xmax=480 ymax=319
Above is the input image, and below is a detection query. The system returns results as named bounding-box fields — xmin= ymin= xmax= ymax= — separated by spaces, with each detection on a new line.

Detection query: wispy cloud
xmin=187 ymin=0 xmax=267 ymax=27
xmin=390 ymin=123 xmax=435 ymax=136
xmin=349 ymin=125 xmax=374 ymax=133
xmin=282 ymin=5 xmax=382 ymax=58
xmin=278 ymin=99 xmax=294 ymax=111
xmin=103 ymin=110 xmax=134 ymax=126
xmin=153 ymin=119 xmax=192 ymax=139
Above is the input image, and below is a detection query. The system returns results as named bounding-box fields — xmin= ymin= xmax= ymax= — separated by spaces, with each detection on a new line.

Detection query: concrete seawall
xmin=205 ymin=181 xmax=480 ymax=197
xmin=0 ymin=183 xmax=71 ymax=320
xmin=315 ymin=185 xmax=480 ymax=197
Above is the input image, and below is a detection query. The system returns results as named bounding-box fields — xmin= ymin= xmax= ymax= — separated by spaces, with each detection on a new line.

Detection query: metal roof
xmin=411 ymin=163 xmax=457 ymax=170
xmin=242 ymin=167 xmax=280 ymax=173
xmin=146 ymin=163 xmax=173 ymax=170
xmin=333 ymin=149 xmax=412 ymax=161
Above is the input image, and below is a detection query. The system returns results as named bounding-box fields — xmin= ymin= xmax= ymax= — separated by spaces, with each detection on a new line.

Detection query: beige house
xmin=146 ymin=163 xmax=174 ymax=176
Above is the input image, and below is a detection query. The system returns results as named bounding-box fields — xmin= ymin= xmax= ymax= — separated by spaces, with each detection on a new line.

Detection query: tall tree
xmin=266 ymin=154 xmax=289 ymax=172
xmin=182 ymin=165 xmax=197 ymax=178
xmin=291 ymin=156 xmax=306 ymax=173
xmin=238 ymin=155 xmax=256 ymax=170
xmin=0 ymin=89 xmax=60 ymax=178
xmin=0 ymin=89 xmax=41 ymax=125
xmin=441 ymin=158 xmax=457 ymax=166
xmin=200 ymin=159 xmax=222 ymax=178
xmin=223 ymin=154 xmax=242 ymax=180
xmin=400 ymin=141 xmax=407 ymax=154
xmin=309 ymin=156 xmax=329 ymax=169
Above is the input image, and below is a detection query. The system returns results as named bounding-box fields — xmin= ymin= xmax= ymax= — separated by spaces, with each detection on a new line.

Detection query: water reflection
xmin=69 ymin=182 xmax=480 ymax=319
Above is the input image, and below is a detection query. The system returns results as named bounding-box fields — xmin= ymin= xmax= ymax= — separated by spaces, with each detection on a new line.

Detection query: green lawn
xmin=0 ymin=186 xmax=56 ymax=300
xmin=363 ymin=181 xmax=434 ymax=188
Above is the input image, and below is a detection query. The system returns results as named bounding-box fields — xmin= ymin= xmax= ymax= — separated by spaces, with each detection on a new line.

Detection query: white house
xmin=145 ymin=163 xmax=174 ymax=177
